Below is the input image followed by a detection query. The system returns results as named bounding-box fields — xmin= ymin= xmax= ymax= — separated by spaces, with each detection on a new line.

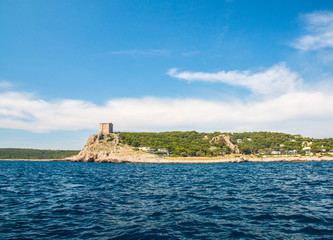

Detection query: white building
xmin=138 ymin=147 xmax=157 ymax=153
xmin=271 ymin=150 xmax=281 ymax=155
xmin=236 ymin=139 xmax=243 ymax=143
xmin=288 ymin=150 xmax=298 ymax=154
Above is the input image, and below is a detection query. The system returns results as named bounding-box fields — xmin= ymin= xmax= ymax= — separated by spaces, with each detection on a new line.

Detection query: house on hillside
xmin=138 ymin=147 xmax=157 ymax=153
xmin=288 ymin=150 xmax=298 ymax=154
xmin=138 ymin=147 xmax=169 ymax=156
xmin=271 ymin=150 xmax=281 ymax=155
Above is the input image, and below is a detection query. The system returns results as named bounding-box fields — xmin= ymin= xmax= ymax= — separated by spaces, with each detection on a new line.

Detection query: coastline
xmin=1 ymin=155 xmax=333 ymax=163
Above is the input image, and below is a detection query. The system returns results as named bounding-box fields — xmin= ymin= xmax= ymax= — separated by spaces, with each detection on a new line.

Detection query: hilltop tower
xmin=99 ymin=123 xmax=113 ymax=134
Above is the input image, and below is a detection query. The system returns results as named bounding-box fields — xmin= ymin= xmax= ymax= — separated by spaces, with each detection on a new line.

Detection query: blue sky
xmin=1 ymin=0 xmax=333 ymax=149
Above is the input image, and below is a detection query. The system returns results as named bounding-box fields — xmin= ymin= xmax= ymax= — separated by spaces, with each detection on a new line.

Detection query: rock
xmin=64 ymin=133 xmax=160 ymax=163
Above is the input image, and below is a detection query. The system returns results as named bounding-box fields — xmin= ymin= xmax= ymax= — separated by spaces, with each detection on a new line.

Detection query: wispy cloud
xmin=291 ymin=11 xmax=333 ymax=50
xmin=1 ymin=85 xmax=333 ymax=137
xmin=101 ymin=49 xmax=170 ymax=56
xmin=167 ymin=63 xmax=301 ymax=96
xmin=0 ymin=81 xmax=13 ymax=89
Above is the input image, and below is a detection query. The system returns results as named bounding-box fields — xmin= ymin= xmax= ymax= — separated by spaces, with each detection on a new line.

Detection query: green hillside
xmin=0 ymin=148 xmax=79 ymax=159
xmin=118 ymin=131 xmax=333 ymax=157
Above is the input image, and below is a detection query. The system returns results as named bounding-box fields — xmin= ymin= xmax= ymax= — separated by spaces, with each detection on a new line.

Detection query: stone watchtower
xmin=99 ymin=123 xmax=113 ymax=134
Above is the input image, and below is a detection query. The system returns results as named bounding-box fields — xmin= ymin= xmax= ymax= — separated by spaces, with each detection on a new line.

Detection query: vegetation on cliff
xmin=0 ymin=148 xmax=79 ymax=159
xmin=118 ymin=131 xmax=333 ymax=157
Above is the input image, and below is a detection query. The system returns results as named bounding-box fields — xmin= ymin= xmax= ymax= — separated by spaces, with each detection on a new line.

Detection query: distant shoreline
xmin=0 ymin=159 xmax=61 ymax=162
xmin=1 ymin=156 xmax=333 ymax=163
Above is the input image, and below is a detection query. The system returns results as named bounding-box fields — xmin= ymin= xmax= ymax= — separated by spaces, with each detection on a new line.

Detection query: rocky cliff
xmin=65 ymin=133 xmax=160 ymax=163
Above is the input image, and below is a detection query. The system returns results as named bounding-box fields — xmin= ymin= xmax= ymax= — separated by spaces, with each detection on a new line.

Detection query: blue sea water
xmin=0 ymin=161 xmax=332 ymax=239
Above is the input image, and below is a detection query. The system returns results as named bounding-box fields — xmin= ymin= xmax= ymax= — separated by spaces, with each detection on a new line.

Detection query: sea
xmin=0 ymin=161 xmax=332 ymax=239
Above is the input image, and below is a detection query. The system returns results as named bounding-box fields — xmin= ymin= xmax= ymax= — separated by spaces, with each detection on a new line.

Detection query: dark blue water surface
xmin=0 ymin=161 xmax=332 ymax=239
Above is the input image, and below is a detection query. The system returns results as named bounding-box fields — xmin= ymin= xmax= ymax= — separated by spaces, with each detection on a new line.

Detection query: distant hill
xmin=118 ymin=131 xmax=333 ymax=157
xmin=0 ymin=148 xmax=80 ymax=159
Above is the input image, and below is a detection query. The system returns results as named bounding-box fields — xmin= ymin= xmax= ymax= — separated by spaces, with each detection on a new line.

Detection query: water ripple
xmin=0 ymin=161 xmax=332 ymax=239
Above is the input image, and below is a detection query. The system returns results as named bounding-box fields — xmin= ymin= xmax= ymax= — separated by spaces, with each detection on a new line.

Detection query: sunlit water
xmin=0 ymin=161 xmax=332 ymax=239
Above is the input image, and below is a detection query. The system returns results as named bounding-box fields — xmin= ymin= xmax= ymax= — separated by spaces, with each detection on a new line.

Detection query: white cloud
xmin=292 ymin=11 xmax=333 ymax=50
xmin=0 ymin=81 xmax=13 ymax=89
xmin=1 ymin=88 xmax=333 ymax=138
xmin=167 ymin=63 xmax=301 ymax=95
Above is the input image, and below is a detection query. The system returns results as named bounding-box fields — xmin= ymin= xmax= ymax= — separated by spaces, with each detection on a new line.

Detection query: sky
xmin=1 ymin=0 xmax=333 ymax=150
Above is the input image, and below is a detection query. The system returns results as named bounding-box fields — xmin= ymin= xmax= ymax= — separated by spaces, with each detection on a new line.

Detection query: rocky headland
xmin=64 ymin=133 xmax=333 ymax=163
